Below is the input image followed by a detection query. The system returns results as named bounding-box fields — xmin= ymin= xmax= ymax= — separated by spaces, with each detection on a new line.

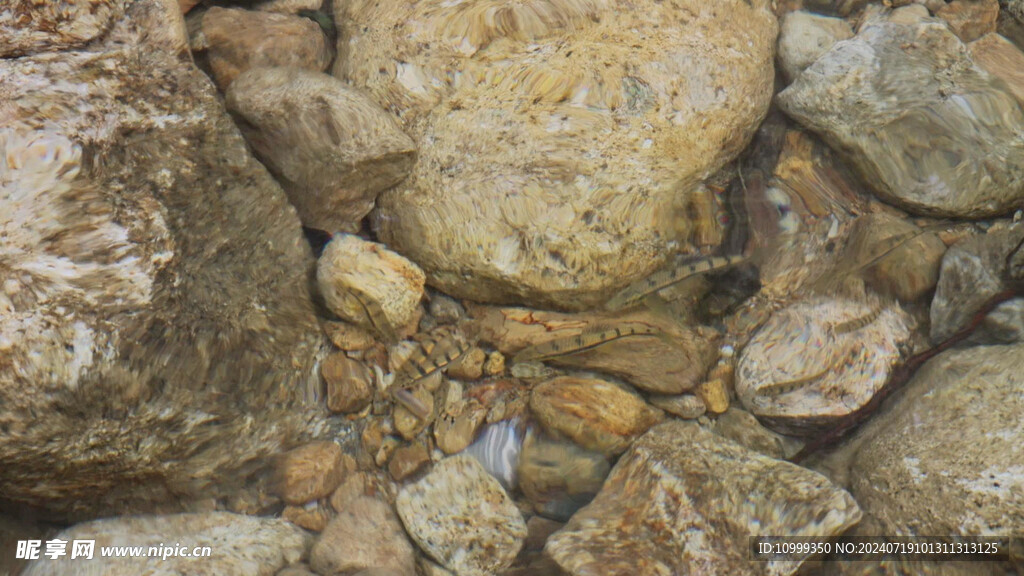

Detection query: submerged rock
xmin=545 ymin=421 xmax=861 ymax=576
xmin=22 ymin=512 xmax=310 ymax=576
xmin=530 ymin=376 xmax=664 ymax=458
xmin=335 ymin=0 xmax=778 ymax=309
xmin=311 ymin=496 xmax=417 ymax=576
xmin=969 ymin=32 xmax=1024 ymax=105
xmin=936 ymin=0 xmax=999 ymax=42
xmin=317 ymin=234 xmax=425 ymax=342
xmin=842 ymin=213 xmax=947 ymax=302
xmin=777 ymin=11 xmax=854 ymax=82
xmin=193 ymin=7 xmax=332 ymax=90
xmin=0 ymin=0 xmax=127 ymax=57
xmin=518 ymin=429 xmax=611 ymax=522
xmin=778 ymin=5 xmax=1024 ymax=218
xmin=226 ymin=67 xmax=416 ymax=233
xmin=396 ymin=455 xmax=527 ymax=576
xmin=736 ymin=296 xmax=913 ymax=436
xmin=0 ymin=0 xmax=324 ymax=521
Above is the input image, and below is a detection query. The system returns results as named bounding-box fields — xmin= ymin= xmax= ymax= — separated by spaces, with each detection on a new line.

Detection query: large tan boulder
xmin=334 ymin=0 xmax=778 ymax=309
xmin=0 ymin=0 xmax=324 ymax=521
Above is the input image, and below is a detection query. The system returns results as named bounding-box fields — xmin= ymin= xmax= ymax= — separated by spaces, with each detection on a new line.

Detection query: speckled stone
xmin=545 ymin=422 xmax=860 ymax=576
xmin=396 ymin=456 xmax=526 ymax=576
xmin=21 ymin=512 xmax=310 ymax=576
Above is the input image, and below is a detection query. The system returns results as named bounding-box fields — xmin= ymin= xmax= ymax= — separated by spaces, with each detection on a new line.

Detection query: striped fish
xmin=831 ymin=305 xmax=883 ymax=335
xmin=757 ymin=364 xmax=832 ymax=398
xmin=391 ymin=330 xmax=472 ymax=419
xmin=604 ymin=254 xmax=746 ymax=312
xmin=512 ymin=322 xmax=663 ymax=363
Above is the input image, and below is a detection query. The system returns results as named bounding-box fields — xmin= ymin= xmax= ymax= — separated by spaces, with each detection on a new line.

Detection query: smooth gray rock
xmin=778 ymin=6 xmax=1024 ymax=218
xmin=0 ymin=0 xmax=324 ymax=521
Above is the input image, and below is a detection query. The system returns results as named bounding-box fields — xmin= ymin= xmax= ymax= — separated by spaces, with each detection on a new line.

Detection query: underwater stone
xmin=777 ymin=11 xmax=854 ymax=82
xmin=312 ymin=496 xmax=417 ymax=576
xmin=336 ymin=0 xmax=778 ymax=309
xmin=778 ymin=5 xmax=1024 ymax=218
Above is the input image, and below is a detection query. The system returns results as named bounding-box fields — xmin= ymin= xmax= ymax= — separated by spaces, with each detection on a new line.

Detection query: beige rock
xmin=938 ymin=0 xmax=1000 ymax=41
xmin=323 ymin=321 xmax=376 ymax=351
xmin=484 ymin=351 xmax=506 ymax=376
xmin=970 ymin=32 xmax=1024 ymax=105
xmin=21 ymin=513 xmax=310 ymax=576
xmin=323 ymin=353 xmax=374 ymax=413
xmin=446 ymin=346 xmax=485 ymax=380
xmin=0 ymin=0 xmax=128 ymax=57
xmin=843 ymin=213 xmax=947 ymax=302
xmin=545 ymin=422 xmax=861 ymax=576
xmin=311 ymin=497 xmax=417 ymax=576
xmin=777 ymin=11 xmax=855 ymax=81
xmin=276 ymin=442 xmax=350 ymax=505
xmin=434 ymin=402 xmax=488 ymax=454
xmin=317 ymin=234 xmax=425 ymax=341
xmin=0 ymin=0 xmax=324 ymax=520
xmin=530 ymin=376 xmax=664 ymax=457
xmin=198 ymin=7 xmax=331 ymax=90
xmin=394 ymin=386 xmax=435 ymax=440
xmin=226 ymin=67 xmax=417 ymax=232
xmin=282 ymin=503 xmax=332 ymax=532
xmin=396 ymin=456 xmax=527 ymax=576
xmin=470 ymin=305 xmax=718 ymax=394
xmin=648 ymin=393 xmax=707 ymax=419
xmin=388 ymin=442 xmax=432 ymax=481
xmin=335 ymin=0 xmax=778 ymax=309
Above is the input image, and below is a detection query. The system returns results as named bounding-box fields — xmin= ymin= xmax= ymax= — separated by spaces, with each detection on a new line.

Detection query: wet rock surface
xmin=193 ymin=7 xmax=331 ymax=90
xmin=311 ymin=496 xmax=417 ymax=576
xmin=396 ymin=455 xmax=527 ymax=576
xmin=0 ymin=0 xmax=127 ymax=57
xmin=778 ymin=5 xmax=1024 ymax=217
xmin=336 ymin=0 xmax=779 ymax=309
xmin=834 ymin=344 xmax=1023 ymax=569
xmin=777 ymin=11 xmax=854 ymax=82
xmin=22 ymin=512 xmax=311 ymax=576
xmin=226 ymin=67 xmax=416 ymax=233
xmin=546 ymin=421 xmax=861 ymax=576
xmin=0 ymin=0 xmax=324 ymax=520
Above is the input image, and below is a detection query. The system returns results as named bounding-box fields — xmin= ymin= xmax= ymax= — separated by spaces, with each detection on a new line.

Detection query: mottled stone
xmin=388 ymin=442 xmax=431 ymax=481
xmin=518 ymin=430 xmax=611 ymax=522
xmin=0 ymin=0 xmax=324 ymax=521
xmin=546 ymin=422 xmax=860 ymax=576
xmin=737 ymin=297 xmax=913 ymax=436
xmin=226 ymin=67 xmax=416 ymax=232
xmin=937 ymin=0 xmax=999 ymax=41
xmin=0 ymin=0 xmax=128 ymax=57
xmin=446 ymin=346 xmax=485 ymax=381
xmin=778 ymin=6 xmax=1024 ymax=217
xmin=311 ymin=496 xmax=417 ymax=576
xmin=931 ymin=227 xmax=1024 ymax=342
xmin=970 ymin=32 xmax=1024 ymax=104
xmin=530 ymin=376 xmax=664 ymax=457
xmin=844 ymin=213 xmax=947 ymax=302
xmin=396 ymin=456 xmax=527 ymax=576
xmin=777 ymin=11 xmax=855 ymax=81
xmin=317 ymin=234 xmax=425 ymax=341
xmin=276 ymin=442 xmax=349 ymax=505
xmin=22 ymin=513 xmax=310 ymax=576
xmin=648 ymin=393 xmax=707 ymax=419
xmin=336 ymin=0 xmax=778 ymax=309
xmin=197 ymin=7 xmax=331 ymax=90
xmin=837 ymin=344 xmax=1023 ymax=571
xmin=323 ymin=353 xmax=374 ymax=414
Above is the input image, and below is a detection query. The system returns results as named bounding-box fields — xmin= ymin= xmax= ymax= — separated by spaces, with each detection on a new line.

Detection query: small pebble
xmin=648 ymin=394 xmax=707 ymax=419
xmin=483 ymin=351 xmax=506 ymax=376
xmin=282 ymin=502 xmax=331 ymax=532
xmin=276 ymin=442 xmax=350 ymax=505
xmin=388 ymin=442 xmax=432 ymax=481
xmin=375 ymin=436 xmax=401 ymax=468
xmin=394 ymin=387 xmax=435 ymax=440
xmin=429 ymin=293 xmax=465 ymax=324
xmin=434 ymin=402 xmax=488 ymax=454
xmin=323 ymin=321 xmax=376 ymax=351
xmin=446 ymin=347 xmax=485 ymax=381
xmin=323 ymin=352 xmax=374 ymax=414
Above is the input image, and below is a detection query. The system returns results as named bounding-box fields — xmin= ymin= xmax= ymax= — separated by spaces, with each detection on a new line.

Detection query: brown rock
xmin=178 ymin=0 xmax=200 ymax=14
xmin=530 ymin=376 xmax=664 ymax=458
xmin=311 ymin=497 xmax=417 ymax=576
xmin=323 ymin=321 xmax=376 ymax=351
xmin=970 ymin=32 xmax=1024 ymax=105
xmin=937 ymin=0 xmax=999 ymax=41
xmin=446 ymin=347 xmax=485 ymax=381
xmin=329 ymin=472 xmax=368 ymax=513
xmin=518 ymin=430 xmax=611 ymax=522
xmin=697 ymin=370 xmax=731 ymax=415
xmin=388 ymin=442 xmax=432 ymax=481
xmin=276 ymin=442 xmax=350 ymax=505
xmin=225 ymin=68 xmax=417 ymax=232
xmin=282 ymin=503 xmax=331 ymax=532
xmin=198 ymin=7 xmax=331 ymax=90
xmin=323 ymin=353 xmax=374 ymax=414
xmin=394 ymin=387 xmax=435 ymax=440
xmin=434 ymin=401 xmax=488 ymax=454
xmin=843 ymin=213 xmax=947 ymax=302
xmin=545 ymin=422 xmax=860 ymax=576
